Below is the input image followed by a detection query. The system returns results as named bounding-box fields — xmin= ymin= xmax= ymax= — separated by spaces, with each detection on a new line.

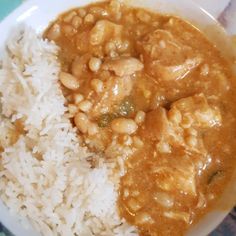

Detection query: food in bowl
xmin=0 ymin=0 xmax=236 ymax=236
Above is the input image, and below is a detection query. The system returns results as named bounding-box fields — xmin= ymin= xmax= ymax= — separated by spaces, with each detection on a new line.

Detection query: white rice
xmin=0 ymin=26 xmax=137 ymax=236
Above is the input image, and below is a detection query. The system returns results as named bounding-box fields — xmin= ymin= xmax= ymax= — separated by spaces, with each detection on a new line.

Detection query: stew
xmin=44 ymin=1 xmax=236 ymax=235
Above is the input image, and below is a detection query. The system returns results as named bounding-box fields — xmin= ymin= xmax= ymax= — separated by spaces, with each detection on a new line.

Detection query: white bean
xmin=89 ymin=57 xmax=102 ymax=72
xmin=63 ymin=25 xmax=76 ymax=36
xmin=111 ymin=118 xmax=138 ymax=135
xmin=127 ymin=198 xmax=142 ymax=212
xmin=74 ymin=112 xmax=89 ymax=133
xmin=78 ymin=100 xmax=93 ymax=113
xmin=135 ymin=111 xmax=146 ymax=124
xmin=88 ymin=123 xmax=99 ymax=135
xmin=159 ymin=40 xmax=166 ymax=48
xmin=124 ymin=189 xmax=129 ymax=198
xmin=63 ymin=11 xmax=77 ymax=23
xmin=78 ymin=8 xmax=87 ymax=18
xmin=68 ymin=104 xmax=78 ymax=116
xmin=110 ymin=50 xmax=118 ymax=58
xmin=71 ymin=16 xmax=82 ymax=28
xmin=135 ymin=212 xmax=154 ymax=225
xmin=84 ymin=13 xmax=95 ymax=23
xmin=74 ymin=93 xmax=84 ymax=104
xmin=186 ymin=135 xmax=198 ymax=147
xmin=90 ymin=79 xmax=104 ymax=93
xmin=118 ymin=40 xmax=130 ymax=52
xmin=105 ymin=41 xmax=116 ymax=54
xmin=66 ymin=94 xmax=73 ymax=103
xmin=156 ymin=142 xmax=171 ymax=154
xmin=60 ymin=72 xmax=80 ymax=90
xmin=47 ymin=24 xmax=61 ymax=40
xmin=123 ymin=135 xmax=133 ymax=146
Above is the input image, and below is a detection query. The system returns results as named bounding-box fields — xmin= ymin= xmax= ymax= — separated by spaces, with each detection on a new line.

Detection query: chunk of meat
xmin=171 ymin=94 xmax=222 ymax=128
xmin=102 ymin=57 xmax=144 ymax=76
xmin=150 ymin=56 xmax=202 ymax=81
xmin=141 ymin=103 xmax=211 ymax=155
xmin=91 ymin=75 xmax=133 ymax=117
xmin=137 ymin=29 xmax=202 ymax=80
xmin=138 ymin=29 xmax=184 ymax=63
xmin=153 ymin=163 xmax=196 ymax=195
xmin=141 ymin=107 xmax=185 ymax=147
xmin=90 ymin=20 xmax=123 ymax=45
xmin=141 ymin=107 xmax=171 ymax=142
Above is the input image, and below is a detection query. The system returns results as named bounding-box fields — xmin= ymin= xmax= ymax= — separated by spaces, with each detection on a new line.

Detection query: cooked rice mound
xmin=0 ymin=27 xmax=137 ymax=236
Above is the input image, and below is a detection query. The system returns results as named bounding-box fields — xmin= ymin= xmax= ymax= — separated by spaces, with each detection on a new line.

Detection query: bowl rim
xmin=0 ymin=0 xmax=233 ymax=236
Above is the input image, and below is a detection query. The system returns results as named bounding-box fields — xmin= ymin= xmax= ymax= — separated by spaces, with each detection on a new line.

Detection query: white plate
xmin=0 ymin=1 xmax=234 ymax=236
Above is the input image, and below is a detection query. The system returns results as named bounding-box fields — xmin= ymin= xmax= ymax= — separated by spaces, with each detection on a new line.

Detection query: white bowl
xmin=0 ymin=1 xmax=235 ymax=236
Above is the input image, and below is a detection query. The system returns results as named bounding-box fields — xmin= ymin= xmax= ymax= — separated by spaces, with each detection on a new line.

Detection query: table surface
xmin=0 ymin=0 xmax=235 ymax=235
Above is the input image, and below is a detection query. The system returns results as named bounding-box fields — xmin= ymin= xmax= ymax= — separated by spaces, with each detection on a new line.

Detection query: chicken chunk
xmin=102 ymin=56 xmax=144 ymax=77
xmin=141 ymin=107 xmax=171 ymax=142
xmin=138 ymin=29 xmax=183 ymax=63
xmin=171 ymin=94 xmax=222 ymax=128
xmin=90 ymin=20 xmax=123 ymax=45
xmin=150 ymin=56 xmax=202 ymax=81
xmin=137 ymin=29 xmax=202 ymax=80
xmin=141 ymin=98 xmax=216 ymax=155
xmin=91 ymin=75 xmax=133 ymax=117
xmin=153 ymin=163 xmax=196 ymax=195
xmin=141 ymin=107 xmax=185 ymax=147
